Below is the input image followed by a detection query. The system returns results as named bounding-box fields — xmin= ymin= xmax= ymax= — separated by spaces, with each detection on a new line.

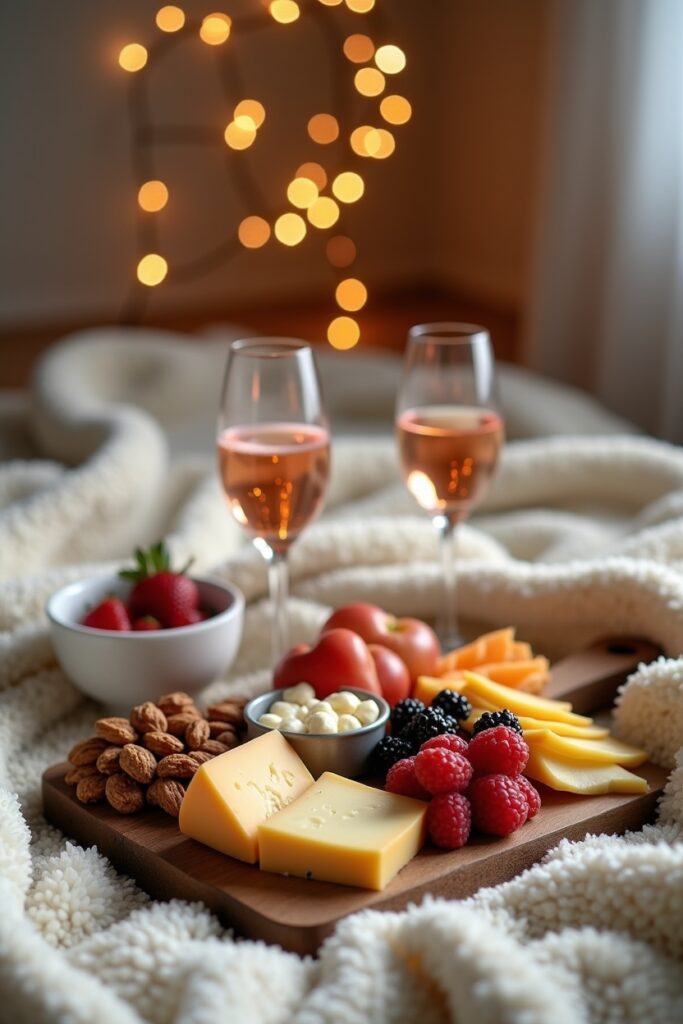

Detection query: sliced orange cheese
xmin=524 ymin=730 xmax=648 ymax=767
xmin=462 ymin=708 xmax=607 ymax=740
xmin=473 ymin=657 xmax=550 ymax=693
xmin=461 ymin=672 xmax=593 ymax=725
xmin=438 ymin=628 xmax=515 ymax=674
xmin=525 ymin=749 xmax=648 ymax=795
xmin=511 ymin=640 xmax=532 ymax=661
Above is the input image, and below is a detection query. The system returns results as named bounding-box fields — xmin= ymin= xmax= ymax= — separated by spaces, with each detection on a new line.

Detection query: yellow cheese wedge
xmin=258 ymin=772 xmax=427 ymax=890
xmin=462 ymin=708 xmax=608 ymax=740
xmin=179 ymin=730 xmax=314 ymax=863
xmin=525 ymin=749 xmax=648 ymax=795
xmin=462 ymin=672 xmax=593 ymax=725
xmin=524 ymin=729 xmax=649 ymax=767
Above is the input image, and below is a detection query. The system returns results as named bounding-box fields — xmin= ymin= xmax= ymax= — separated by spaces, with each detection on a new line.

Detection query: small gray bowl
xmin=244 ymin=687 xmax=390 ymax=779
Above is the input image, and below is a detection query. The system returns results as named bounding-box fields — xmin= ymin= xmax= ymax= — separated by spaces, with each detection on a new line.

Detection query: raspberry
xmin=427 ymin=792 xmax=472 ymax=849
xmin=415 ymin=747 xmax=473 ymax=795
xmin=432 ymin=689 xmax=472 ymax=722
xmin=385 ymin=757 xmax=429 ymax=799
xmin=469 ymin=774 xmax=528 ymax=836
xmin=420 ymin=733 xmax=469 ymax=756
xmin=391 ymin=698 xmax=425 ymax=736
xmin=466 ymin=725 xmax=529 ymax=777
xmin=516 ymin=775 xmax=541 ymax=818
xmin=371 ymin=735 xmax=413 ymax=776
xmin=402 ymin=707 xmax=451 ymax=750
xmin=472 ymin=709 xmax=523 ymax=737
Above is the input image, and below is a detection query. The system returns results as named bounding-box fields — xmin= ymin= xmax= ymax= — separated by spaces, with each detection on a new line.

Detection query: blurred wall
xmin=0 ymin=0 xmax=548 ymax=329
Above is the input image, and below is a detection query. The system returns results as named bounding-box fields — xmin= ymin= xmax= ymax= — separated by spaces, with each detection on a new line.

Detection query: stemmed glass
xmin=395 ymin=323 xmax=504 ymax=648
xmin=217 ymin=339 xmax=330 ymax=663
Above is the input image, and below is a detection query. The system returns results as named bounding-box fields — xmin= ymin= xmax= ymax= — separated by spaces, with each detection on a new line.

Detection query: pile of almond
xmin=65 ymin=691 xmax=246 ymax=817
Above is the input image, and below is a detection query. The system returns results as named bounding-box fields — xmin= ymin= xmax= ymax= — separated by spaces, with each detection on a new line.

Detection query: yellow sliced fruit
xmin=462 ymin=708 xmax=606 ymax=739
xmin=524 ymin=729 xmax=649 ymax=767
xmin=526 ymin=749 xmax=648 ymax=795
xmin=438 ymin=627 xmax=515 ymax=673
xmin=462 ymin=672 xmax=593 ymax=725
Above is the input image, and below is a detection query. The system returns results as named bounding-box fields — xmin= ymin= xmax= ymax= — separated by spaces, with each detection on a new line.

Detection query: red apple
xmin=322 ymin=603 xmax=441 ymax=681
xmin=368 ymin=644 xmax=411 ymax=707
xmin=272 ymin=628 xmax=382 ymax=699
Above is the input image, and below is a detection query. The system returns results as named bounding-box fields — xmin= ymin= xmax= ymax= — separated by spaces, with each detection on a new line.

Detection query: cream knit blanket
xmin=1 ymin=330 xmax=683 ymax=1024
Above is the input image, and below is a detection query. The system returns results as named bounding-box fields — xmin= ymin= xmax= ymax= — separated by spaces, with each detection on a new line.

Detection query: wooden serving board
xmin=42 ymin=637 xmax=667 ymax=955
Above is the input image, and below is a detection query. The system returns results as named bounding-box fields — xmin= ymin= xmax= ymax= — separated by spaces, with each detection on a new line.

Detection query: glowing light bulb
xmin=335 ymin=278 xmax=367 ymax=311
xmin=137 ymin=180 xmax=169 ymax=212
xmin=224 ymin=121 xmax=256 ymax=149
xmin=287 ymin=177 xmax=319 ymax=209
xmin=343 ymin=34 xmax=375 ymax=63
xmin=269 ymin=0 xmax=300 ymax=23
xmin=118 ymin=44 xmax=148 ymax=72
xmin=155 ymin=6 xmax=185 ymax=32
xmin=308 ymin=113 xmax=339 ymax=144
xmin=137 ymin=254 xmax=168 ymax=286
xmin=234 ymin=100 xmax=266 ymax=129
xmin=380 ymin=94 xmax=412 ymax=125
xmin=326 ymin=235 xmax=356 ymax=268
xmin=274 ymin=212 xmax=307 ymax=246
xmin=307 ymin=196 xmax=340 ymax=229
xmin=375 ymin=44 xmax=406 ymax=74
xmin=345 ymin=0 xmax=375 ymax=12
xmin=331 ymin=171 xmax=364 ymax=203
xmin=328 ymin=316 xmax=360 ymax=349
xmin=199 ymin=13 xmax=231 ymax=45
xmin=296 ymin=162 xmax=327 ymax=189
xmin=238 ymin=216 xmax=271 ymax=248
xmin=354 ymin=67 xmax=385 ymax=97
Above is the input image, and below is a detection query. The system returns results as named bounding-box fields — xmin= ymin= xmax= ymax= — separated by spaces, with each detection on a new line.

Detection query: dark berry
xmin=432 ymin=689 xmax=472 ymax=723
xmin=472 ymin=709 xmax=523 ymax=737
xmin=391 ymin=698 xmax=425 ymax=736
xmin=402 ymin=707 xmax=450 ymax=750
xmin=441 ymin=715 xmax=462 ymax=734
xmin=371 ymin=735 xmax=413 ymax=776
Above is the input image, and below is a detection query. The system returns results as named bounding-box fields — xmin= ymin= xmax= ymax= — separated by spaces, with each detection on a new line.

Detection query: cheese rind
xmin=258 ymin=772 xmax=427 ymax=890
xmin=178 ymin=730 xmax=314 ymax=863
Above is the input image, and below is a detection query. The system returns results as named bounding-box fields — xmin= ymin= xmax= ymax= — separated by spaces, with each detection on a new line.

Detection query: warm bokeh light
xmin=345 ymin=0 xmax=375 ymax=12
xmin=118 ymin=44 xmax=148 ymax=72
xmin=234 ymin=99 xmax=266 ymax=129
xmin=269 ymin=0 xmax=300 ymax=23
xmin=335 ymin=277 xmax=367 ymax=311
xmin=296 ymin=162 xmax=327 ymax=189
xmin=371 ymin=127 xmax=395 ymax=158
xmin=274 ymin=212 xmax=307 ymax=245
xmin=287 ymin=177 xmax=319 ymax=209
xmin=137 ymin=180 xmax=169 ymax=212
xmin=326 ymin=235 xmax=357 ymax=267
xmin=343 ymin=34 xmax=375 ymax=63
xmin=354 ymin=67 xmax=385 ymax=97
xmin=155 ymin=6 xmax=185 ymax=32
xmin=375 ymin=44 xmax=406 ymax=74
xmin=137 ymin=254 xmax=168 ymax=286
xmin=308 ymin=113 xmax=339 ymax=144
xmin=331 ymin=171 xmax=364 ymax=203
xmin=328 ymin=315 xmax=360 ymax=349
xmin=307 ymin=196 xmax=340 ymax=229
xmin=238 ymin=216 xmax=271 ymax=249
xmin=380 ymin=94 xmax=412 ymax=125
xmin=318 ymin=0 xmax=342 ymax=5
xmin=224 ymin=120 xmax=256 ymax=149
xmin=350 ymin=125 xmax=381 ymax=157
xmin=199 ymin=13 xmax=231 ymax=45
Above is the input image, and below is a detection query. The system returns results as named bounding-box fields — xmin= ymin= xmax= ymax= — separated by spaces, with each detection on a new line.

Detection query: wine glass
xmin=217 ymin=339 xmax=330 ymax=663
xmin=395 ymin=323 xmax=504 ymax=648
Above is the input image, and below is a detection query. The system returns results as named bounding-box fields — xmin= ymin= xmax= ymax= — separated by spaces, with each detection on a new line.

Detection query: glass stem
xmin=267 ymin=550 xmax=290 ymax=664
xmin=435 ymin=516 xmax=460 ymax=649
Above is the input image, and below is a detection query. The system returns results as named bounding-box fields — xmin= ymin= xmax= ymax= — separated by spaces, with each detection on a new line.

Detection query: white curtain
xmin=524 ymin=0 xmax=683 ymax=441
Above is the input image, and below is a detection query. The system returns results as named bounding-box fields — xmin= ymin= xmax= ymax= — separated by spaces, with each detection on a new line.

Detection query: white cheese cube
xmin=355 ymin=700 xmax=380 ymax=726
xmin=259 ymin=713 xmax=282 ymax=730
xmin=306 ymin=711 xmax=338 ymax=734
xmin=283 ymin=683 xmax=316 ymax=705
xmin=337 ymin=714 xmax=362 ymax=732
xmin=327 ymin=691 xmax=361 ymax=714
xmin=270 ymin=700 xmax=298 ymax=719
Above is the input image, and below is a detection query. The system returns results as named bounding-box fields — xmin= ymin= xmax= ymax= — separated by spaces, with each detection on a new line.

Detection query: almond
xmin=166 ymin=710 xmax=202 ymax=737
xmin=147 ymin=778 xmax=185 ymax=817
xmin=96 ymin=747 xmax=122 ymax=776
xmin=215 ymin=731 xmax=240 ymax=750
xmin=156 ymin=692 xmax=195 ymax=716
xmin=68 ymin=736 xmax=110 ymax=766
xmin=206 ymin=700 xmax=246 ymax=726
xmin=156 ymin=753 xmax=199 ymax=779
xmin=188 ymin=750 xmax=213 ymax=764
xmin=185 ymin=719 xmax=210 ymax=750
xmin=119 ymin=743 xmax=157 ymax=784
xmin=144 ymin=730 xmax=184 ymax=757
xmin=200 ymin=739 xmax=230 ymax=756
xmin=208 ymin=720 xmax=236 ymax=738
xmin=105 ymin=773 xmax=145 ymax=813
xmin=95 ymin=717 xmax=139 ymax=745
xmin=65 ymin=763 xmax=100 ymax=785
xmin=130 ymin=702 xmax=167 ymax=734
xmin=76 ymin=774 xmax=107 ymax=804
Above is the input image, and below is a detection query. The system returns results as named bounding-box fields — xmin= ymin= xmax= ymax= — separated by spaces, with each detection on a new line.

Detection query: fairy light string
xmin=119 ymin=0 xmax=411 ymax=349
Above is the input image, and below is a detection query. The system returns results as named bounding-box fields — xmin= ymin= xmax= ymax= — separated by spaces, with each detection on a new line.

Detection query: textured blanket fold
xmin=1 ymin=330 xmax=682 ymax=1024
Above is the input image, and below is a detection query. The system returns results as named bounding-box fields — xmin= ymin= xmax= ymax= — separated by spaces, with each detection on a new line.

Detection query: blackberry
xmin=391 ymin=697 xmax=426 ymax=737
xmin=403 ymin=707 xmax=450 ymax=750
xmin=441 ymin=714 xmax=462 ymax=734
xmin=432 ymin=689 xmax=472 ymax=723
xmin=471 ymin=709 xmax=523 ymax=737
xmin=370 ymin=735 xmax=413 ymax=776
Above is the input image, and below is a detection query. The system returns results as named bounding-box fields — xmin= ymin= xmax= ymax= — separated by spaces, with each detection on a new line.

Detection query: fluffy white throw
xmin=1 ymin=329 xmax=683 ymax=1024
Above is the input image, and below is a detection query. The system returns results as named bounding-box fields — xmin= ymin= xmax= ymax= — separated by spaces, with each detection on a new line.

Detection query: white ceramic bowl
xmin=46 ymin=575 xmax=244 ymax=713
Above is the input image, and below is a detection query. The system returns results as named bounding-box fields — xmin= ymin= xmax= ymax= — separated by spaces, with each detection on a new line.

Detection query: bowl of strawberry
xmin=46 ymin=542 xmax=244 ymax=712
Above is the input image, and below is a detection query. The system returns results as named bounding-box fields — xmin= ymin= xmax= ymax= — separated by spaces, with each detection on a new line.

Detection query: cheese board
xmin=42 ymin=636 xmax=666 ymax=955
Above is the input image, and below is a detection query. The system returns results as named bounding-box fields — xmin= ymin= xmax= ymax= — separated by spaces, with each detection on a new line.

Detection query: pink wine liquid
xmin=396 ymin=406 xmax=504 ymax=517
xmin=217 ymin=423 xmax=330 ymax=551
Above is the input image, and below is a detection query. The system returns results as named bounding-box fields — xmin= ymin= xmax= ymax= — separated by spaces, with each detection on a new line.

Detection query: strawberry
xmin=120 ymin=541 xmax=199 ymax=629
xmin=132 ymin=615 xmax=162 ymax=631
xmin=82 ymin=597 xmax=131 ymax=631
